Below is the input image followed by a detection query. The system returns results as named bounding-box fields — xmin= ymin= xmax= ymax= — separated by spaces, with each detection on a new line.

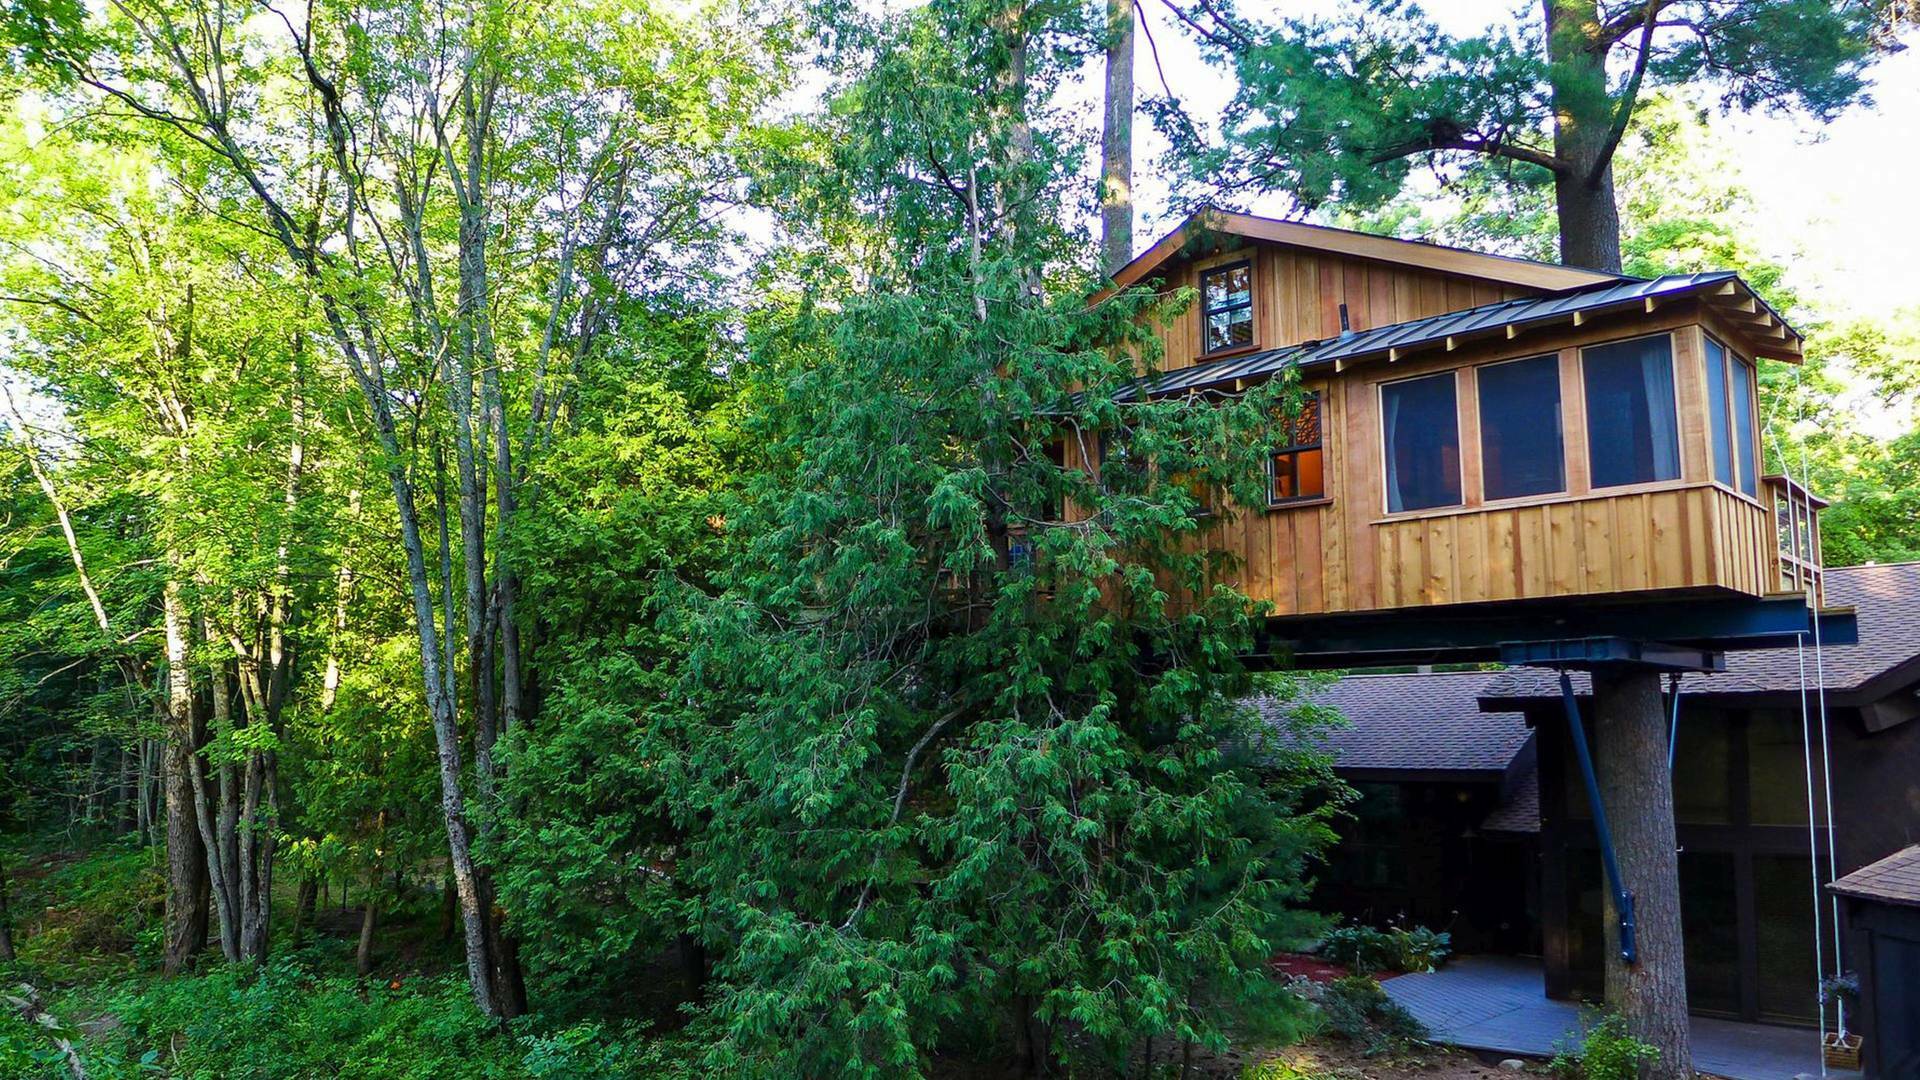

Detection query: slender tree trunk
xmin=356 ymin=885 xmax=379 ymax=977
xmin=161 ymin=582 xmax=209 ymax=973
xmin=1099 ymin=0 xmax=1135 ymax=278
xmin=0 ymin=857 xmax=16 ymax=963
xmin=1544 ymin=0 xmax=1624 ymax=274
xmin=1591 ymin=668 xmax=1692 ymax=1079
xmin=291 ymin=874 xmax=318 ymax=946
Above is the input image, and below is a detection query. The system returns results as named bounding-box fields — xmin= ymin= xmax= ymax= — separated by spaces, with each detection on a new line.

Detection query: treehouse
xmin=1083 ymin=209 xmax=1853 ymax=668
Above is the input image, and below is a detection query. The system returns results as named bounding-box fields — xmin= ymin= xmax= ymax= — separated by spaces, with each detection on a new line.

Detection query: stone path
xmin=1383 ymin=955 xmax=1861 ymax=1080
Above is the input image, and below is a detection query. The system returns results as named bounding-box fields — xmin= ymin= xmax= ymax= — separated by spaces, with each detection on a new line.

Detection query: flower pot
xmin=1823 ymin=1031 xmax=1863 ymax=1071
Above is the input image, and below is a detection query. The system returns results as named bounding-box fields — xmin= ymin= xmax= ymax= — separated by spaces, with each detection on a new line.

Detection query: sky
xmin=1116 ymin=0 xmax=1920 ymax=325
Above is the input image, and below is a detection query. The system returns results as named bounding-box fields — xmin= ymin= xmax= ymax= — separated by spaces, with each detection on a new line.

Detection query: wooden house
xmin=1082 ymin=209 xmax=1844 ymax=665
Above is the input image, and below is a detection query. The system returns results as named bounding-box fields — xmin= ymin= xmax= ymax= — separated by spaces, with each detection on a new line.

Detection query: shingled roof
xmin=1479 ymin=562 xmax=1920 ymax=709
xmin=1253 ymin=670 xmax=1533 ymax=778
xmin=1831 ymin=844 xmax=1920 ymax=907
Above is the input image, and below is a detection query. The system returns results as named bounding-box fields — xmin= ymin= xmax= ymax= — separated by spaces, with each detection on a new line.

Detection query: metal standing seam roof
xmin=1117 ymin=272 xmax=1777 ymax=403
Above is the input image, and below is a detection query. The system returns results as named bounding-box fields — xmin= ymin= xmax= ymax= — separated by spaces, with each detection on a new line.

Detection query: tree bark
xmin=0 ymin=857 xmax=16 ymax=962
xmin=1544 ymin=0 xmax=1625 ymax=274
xmin=1591 ymin=667 xmax=1692 ymax=1079
xmin=356 ymin=887 xmax=379 ymax=977
xmin=291 ymin=874 xmax=318 ymax=946
xmin=161 ymin=581 xmax=209 ymax=973
xmin=1099 ymin=0 xmax=1135 ymax=278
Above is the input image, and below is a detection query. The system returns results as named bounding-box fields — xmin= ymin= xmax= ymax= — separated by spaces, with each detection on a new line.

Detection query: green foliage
xmin=1318 ymin=923 xmax=1450 ymax=977
xmin=1314 ymin=976 xmax=1425 ymax=1057
xmin=1549 ymin=1013 xmax=1661 ymax=1080
xmin=1189 ymin=0 xmax=1879 ymax=217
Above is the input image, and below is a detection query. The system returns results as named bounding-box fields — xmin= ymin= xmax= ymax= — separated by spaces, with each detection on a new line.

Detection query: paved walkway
xmin=1383 ymin=956 xmax=1858 ymax=1080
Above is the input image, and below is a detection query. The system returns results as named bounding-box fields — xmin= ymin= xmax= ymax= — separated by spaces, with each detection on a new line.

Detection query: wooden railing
xmin=1765 ymin=474 xmax=1826 ymax=605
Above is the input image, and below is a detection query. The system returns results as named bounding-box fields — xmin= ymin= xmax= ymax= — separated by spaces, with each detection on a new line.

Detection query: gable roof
xmin=1111 ymin=208 xmax=1620 ymax=295
xmin=1253 ymin=670 xmax=1533 ymax=778
xmin=1113 ymin=271 xmax=1802 ymax=403
xmin=1479 ymin=562 xmax=1920 ymax=709
xmin=1831 ymin=844 xmax=1920 ymax=908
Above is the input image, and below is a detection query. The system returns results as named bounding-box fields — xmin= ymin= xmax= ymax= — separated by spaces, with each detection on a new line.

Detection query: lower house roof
xmin=1478 ymin=562 xmax=1920 ymax=712
xmin=1830 ymin=844 xmax=1920 ymax=908
xmin=1252 ymin=670 xmax=1532 ymax=779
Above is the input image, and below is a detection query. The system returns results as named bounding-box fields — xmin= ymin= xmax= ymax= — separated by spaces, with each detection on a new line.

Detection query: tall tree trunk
xmin=1099 ymin=0 xmax=1135 ymax=278
xmin=161 ymin=582 xmax=209 ymax=974
xmin=290 ymin=874 xmax=317 ymax=946
xmin=1591 ymin=668 xmax=1692 ymax=1079
xmin=356 ymin=885 xmax=379 ymax=977
xmin=1544 ymin=0 xmax=1624 ymax=273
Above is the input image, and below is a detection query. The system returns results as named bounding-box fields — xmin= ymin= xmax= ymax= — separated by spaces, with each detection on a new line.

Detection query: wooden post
xmin=1591 ymin=667 xmax=1692 ymax=1078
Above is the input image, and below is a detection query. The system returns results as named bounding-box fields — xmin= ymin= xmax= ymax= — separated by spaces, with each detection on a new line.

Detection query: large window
xmin=1199 ymin=261 xmax=1253 ymax=355
xmin=1268 ymin=392 xmax=1325 ymax=504
xmin=1583 ymin=335 xmax=1681 ymax=488
xmin=1705 ymin=336 xmax=1761 ymax=498
xmin=1478 ymin=355 xmax=1565 ymax=501
xmin=1381 ymin=372 xmax=1461 ymax=513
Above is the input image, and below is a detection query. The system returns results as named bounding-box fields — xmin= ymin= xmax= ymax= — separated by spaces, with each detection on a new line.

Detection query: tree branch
xmin=1589 ymin=0 xmax=1662 ymax=186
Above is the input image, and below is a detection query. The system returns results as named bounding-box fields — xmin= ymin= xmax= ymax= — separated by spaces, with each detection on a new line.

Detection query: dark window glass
xmin=1754 ymin=855 xmax=1819 ymax=1023
xmin=1478 ymin=355 xmax=1565 ymax=500
xmin=1200 ymin=262 xmax=1253 ymax=354
xmin=1680 ymin=852 xmax=1741 ymax=1017
xmin=1381 ymin=373 xmax=1461 ymax=513
xmin=1671 ymin=713 xmax=1732 ymax=825
xmin=1732 ymin=355 xmax=1759 ymax=497
xmin=1748 ymin=711 xmax=1812 ymax=826
xmin=1269 ymin=392 xmax=1325 ymax=504
xmin=1584 ymin=336 xmax=1681 ymax=488
xmin=1705 ymin=336 xmax=1734 ymax=487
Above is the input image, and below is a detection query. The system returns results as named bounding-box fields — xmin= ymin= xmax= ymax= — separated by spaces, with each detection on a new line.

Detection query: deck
xmin=1383 ymin=956 xmax=1858 ymax=1080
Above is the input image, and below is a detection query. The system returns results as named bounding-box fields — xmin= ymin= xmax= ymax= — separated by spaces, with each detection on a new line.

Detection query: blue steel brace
xmin=1665 ymin=672 xmax=1683 ymax=771
xmin=1560 ymin=670 xmax=1638 ymax=966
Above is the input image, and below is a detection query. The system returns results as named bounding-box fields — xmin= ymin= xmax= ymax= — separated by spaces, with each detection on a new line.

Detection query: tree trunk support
xmin=1560 ymin=670 xmax=1636 ymax=964
xmin=1521 ymin=642 xmax=1707 ymax=1080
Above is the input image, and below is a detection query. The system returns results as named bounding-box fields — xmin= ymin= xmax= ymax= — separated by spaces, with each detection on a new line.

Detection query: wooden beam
xmin=1388 ymin=347 xmax=1402 ymax=362
xmin=1712 ymin=281 xmax=1739 ymax=296
xmin=1573 ymin=310 xmax=1587 ymax=326
xmin=1506 ymin=324 xmax=1521 ymax=339
xmin=1445 ymin=335 xmax=1459 ymax=351
xmin=1644 ymin=296 xmax=1659 ymax=313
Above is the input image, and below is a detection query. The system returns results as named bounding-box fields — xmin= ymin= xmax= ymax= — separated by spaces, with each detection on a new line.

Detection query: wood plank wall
xmin=1150 ymin=244 xmax=1534 ymax=374
xmin=1091 ymin=246 xmax=1800 ymax=617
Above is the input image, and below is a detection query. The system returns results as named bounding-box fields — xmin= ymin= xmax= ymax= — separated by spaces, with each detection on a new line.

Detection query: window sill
xmin=1369 ymin=478 xmax=1710 ymax=525
xmin=1266 ymin=496 xmax=1333 ymax=512
xmin=1197 ymin=342 xmax=1262 ymax=363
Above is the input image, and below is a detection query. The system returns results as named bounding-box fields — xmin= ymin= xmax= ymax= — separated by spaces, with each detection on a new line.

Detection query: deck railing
xmin=1765 ymin=474 xmax=1826 ymax=604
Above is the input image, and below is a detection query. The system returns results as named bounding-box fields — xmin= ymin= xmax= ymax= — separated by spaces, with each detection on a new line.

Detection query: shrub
xmin=1318 ymin=923 xmax=1451 ymax=976
xmin=1316 ymin=976 xmax=1425 ymax=1056
xmin=1548 ymin=1014 xmax=1660 ymax=1080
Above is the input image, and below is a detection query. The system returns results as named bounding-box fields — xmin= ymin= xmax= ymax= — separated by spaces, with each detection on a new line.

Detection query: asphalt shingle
xmin=1253 ymin=670 xmax=1531 ymax=775
xmin=1830 ymin=844 xmax=1920 ymax=907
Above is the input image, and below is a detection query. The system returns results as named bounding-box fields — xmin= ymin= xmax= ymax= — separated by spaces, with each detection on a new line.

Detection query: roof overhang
xmin=1106 ymin=207 xmax=1621 ymax=296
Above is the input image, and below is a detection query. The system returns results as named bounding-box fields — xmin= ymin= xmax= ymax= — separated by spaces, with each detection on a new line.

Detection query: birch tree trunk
xmin=160 ymin=581 xmax=209 ymax=973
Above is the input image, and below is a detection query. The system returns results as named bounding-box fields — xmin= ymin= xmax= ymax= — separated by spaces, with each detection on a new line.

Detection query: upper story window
xmin=1268 ymin=391 xmax=1325 ymax=505
xmin=1582 ymin=334 xmax=1680 ymax=489
xmin=1381 ymin=372 xmax=1461 ymax=513
xmin=1704 ymin=336 xmax=1760 ymax=498
xmin=1200 ymin=261 xmax=1254 ymax=355
xmin=1478 ymin=354 xmax=1565 ymax=501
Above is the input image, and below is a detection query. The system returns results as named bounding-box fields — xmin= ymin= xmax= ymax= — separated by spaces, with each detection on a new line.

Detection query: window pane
xmin=1478 ymin=355 xmax=1565 ymax=500
xmin=1748 ymin=711 xmax=1810 ymax=826
xmin=1671 ymin=713 xmax=1731 ymax=825
xmin=1382 ymin=373 xmax=1461 ymax=512
xmin=1270 ymin=448 xmax=1324 ymax=502
xmin=1705 ymin=337 xmax=1734 ymax=486
xmin=1754 ymin=855 xmax=1819 ymax=1023
xmin=1732 ymin=358 xmax=1758 ymax=497
xmin=1584 ymin=336 xmax=1681 ymax=488
xmin=1206 ymin=307 xmax=1252 ymax=352
xmin=1680 ymin=852 xmax=1740 ymax=1017
xmin=1202 ymin=263 xmax=1251 ymax=309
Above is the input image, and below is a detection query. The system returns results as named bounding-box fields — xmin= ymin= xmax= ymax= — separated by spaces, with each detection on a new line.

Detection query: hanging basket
xmin=1823 ymin=1031 xmax=1863 ymax=1071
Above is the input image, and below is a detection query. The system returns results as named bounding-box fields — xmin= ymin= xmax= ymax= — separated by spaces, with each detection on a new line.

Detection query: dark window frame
xmin=1198 ymin=260 xmax=1256 ymax=358
xmin=1580 ymin=332 xmax=1684 ymax=490
xmin=1267 ymin=390 xmax=1326 ymax=507
xmin=1379 ymin=370 xmax=1464 ymax=514
xmin=1476 ymin=353 xmax=1567 ymax=503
